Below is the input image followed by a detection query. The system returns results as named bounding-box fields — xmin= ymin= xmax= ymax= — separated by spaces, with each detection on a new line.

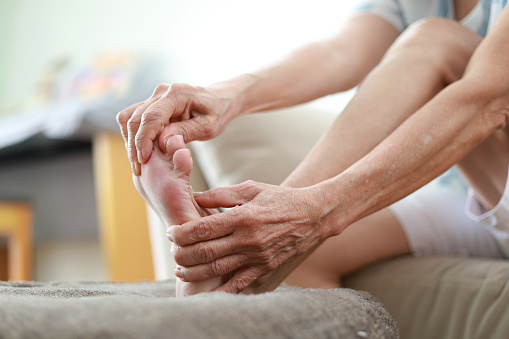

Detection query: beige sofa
xmin=150 ymin=103 xmax=509 ymax=339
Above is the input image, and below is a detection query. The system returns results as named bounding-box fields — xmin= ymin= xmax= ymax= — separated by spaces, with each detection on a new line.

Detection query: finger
xmin=159 ymin=117 xmax=209 ymax=147
xmin=168 ymin=209 xmax=242 ymax=246
xmin=175 ymin=253 xmax=247 ymax=282
xmin=172 ymin=235 xmax=243 ymax=267
xmin=127 ymin=100 xmax=160 ymax=174
xmin=117 ymin=102 xmax=143 ymax=145
xmin=194 ymin=181 xmax=262 ymax=208
xmin=128 ymin=84 xmax=173 ymax=164
xmin=213 ymin=267 xmax=262 ymax=294
xmin=118 ymin=102 xmax=144 ymax=175
xmin=135 ymin=99 xmax=177 ymax=164
xmin=165 ymin=135 xmax=185 ymax=156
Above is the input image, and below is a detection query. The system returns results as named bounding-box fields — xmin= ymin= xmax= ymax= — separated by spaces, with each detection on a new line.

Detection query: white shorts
xmin=388 ymin=171 xmax=509 ymax=259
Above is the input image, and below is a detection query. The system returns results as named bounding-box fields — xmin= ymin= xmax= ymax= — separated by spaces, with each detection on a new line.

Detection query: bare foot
xmin=133 ymin=135 xmax=222 ymax=296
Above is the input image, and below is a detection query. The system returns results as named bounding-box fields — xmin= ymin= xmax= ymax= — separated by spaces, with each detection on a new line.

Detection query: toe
xmin=173 ymin=148 xmax=193 ymax=179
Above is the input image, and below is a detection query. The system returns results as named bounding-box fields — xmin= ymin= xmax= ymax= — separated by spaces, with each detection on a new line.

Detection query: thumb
xmin=195 ymin=181 xmax=261 ymax=208
xmin=159 ymin=119 xmax=201 ymax=149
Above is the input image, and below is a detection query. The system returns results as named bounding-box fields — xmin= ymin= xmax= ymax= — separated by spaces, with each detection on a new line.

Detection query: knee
xmin=383 ymin=18 xmax=482 ymax=84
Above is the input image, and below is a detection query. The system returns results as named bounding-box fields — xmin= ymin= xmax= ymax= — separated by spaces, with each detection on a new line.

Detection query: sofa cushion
xmin=343 ymin=255 xmax=509 ymax=339
xmin=190 ymin=103 xmax=339 ymax=188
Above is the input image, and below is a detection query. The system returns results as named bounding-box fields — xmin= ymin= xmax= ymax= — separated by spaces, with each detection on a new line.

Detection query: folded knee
xmin=383 ymin=18 xmax=482 ymax=84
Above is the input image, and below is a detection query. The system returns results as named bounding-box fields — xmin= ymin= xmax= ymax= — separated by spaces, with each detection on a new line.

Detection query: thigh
xmin=285 ymin=183 xmax=506 ymax=289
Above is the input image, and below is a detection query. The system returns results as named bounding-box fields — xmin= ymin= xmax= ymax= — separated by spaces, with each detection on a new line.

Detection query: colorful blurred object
xmin=0 ymin=51 xmax=163 ymax=149
xmin=58 ymin=52 xmax=137 ymax=103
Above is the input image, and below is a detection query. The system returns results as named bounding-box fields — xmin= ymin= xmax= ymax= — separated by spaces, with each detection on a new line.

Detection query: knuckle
xmin=193 ymin=221 xmax=212 ymax=241
xmin=169 ymin=82 xmax=191 ymax=94
xmin=140 ymin=108 xmax=164 ymax=126
xmin=116 ymin=110 xmax=130 ymax=125
xmin=200 ymin=124 xmax=215 ymax=140
xmin=117 ymin=102 xmax=142 ymax=127
xmin=172 ymin=237 xmax=183 ymax=248
xmin=153 ymin=83 xmax=169 ymax=96
xmin=140 ymin=102 xmax=174 ymax=131
xmin=232 ymin=272 xmax=256 ymax=292
xmin=259 ymin=251 xmax=273 ymax=265
xmin=127 ymin=146 xmax=136 ymax=160
xmin=173 ymin=251 xmax=184 ymax=265
xmin=208 ymin=259 xmax=227 ymax=277
xmin=265 ymin=259 xmax=279 ymax=271
xmin=175 ymin=124 xmax=191 ymax=143
xmin=137 ymin=130 xmax=160 ymax=147
xmin=243 ymin=180 xmax=256 ymax=188
xmin=240 ymin=180 xmax=263 ymax=197
xmin=230 ymin=280 xmax=247 ymax=293
xmin=134 ymin=130 xmax=149 ymax=145
xmin=250 ymin=236 xmax=269 ymax=252
xmin=127 ymin=114 xmax=141 ymax=131
xmin=126 ymin=139 xmax=138 ymax=156
xmin=194 ymin=243 xmax=215 ymax=263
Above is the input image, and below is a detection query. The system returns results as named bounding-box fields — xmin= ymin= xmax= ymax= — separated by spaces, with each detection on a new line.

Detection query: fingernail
xmin=134 ymin=162 xmax=141 ymax=176
xmin=175 ymin=266 xmax=184 ymax=280
xmin=138 ymin=149 xmax=145 ymax=164
xmin=131 ymin=162 xmax=136 ymax=173
xmin=166 ymin=226 xmax=175 ymax=242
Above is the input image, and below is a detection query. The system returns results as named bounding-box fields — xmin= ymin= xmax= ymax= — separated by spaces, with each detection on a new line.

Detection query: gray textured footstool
xmin=0 ymin=280 xmax=399 ymax=338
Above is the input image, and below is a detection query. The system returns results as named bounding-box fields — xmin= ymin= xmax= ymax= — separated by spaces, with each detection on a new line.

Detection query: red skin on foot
xmin=133 ymin=135 xmax=222 ymax=296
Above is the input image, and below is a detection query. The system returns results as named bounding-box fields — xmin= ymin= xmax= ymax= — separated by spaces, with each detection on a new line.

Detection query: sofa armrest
xmin=343 ymin=255 xmax=509 ymax=339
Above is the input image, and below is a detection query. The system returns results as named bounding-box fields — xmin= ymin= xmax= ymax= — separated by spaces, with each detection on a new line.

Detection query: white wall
xmin=1 ymin=0 xmax=356 ymax=111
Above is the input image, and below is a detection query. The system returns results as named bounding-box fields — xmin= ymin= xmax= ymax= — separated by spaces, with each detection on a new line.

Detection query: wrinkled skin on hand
xmin=116 ymin=82 xmax=233 ymax=175
xmin=167 ymin=180 xmax=339 ymax=294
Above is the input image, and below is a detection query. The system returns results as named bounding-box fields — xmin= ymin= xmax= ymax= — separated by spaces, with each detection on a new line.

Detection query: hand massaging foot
xmin=133 ymin=135 xmax=222 ymax=296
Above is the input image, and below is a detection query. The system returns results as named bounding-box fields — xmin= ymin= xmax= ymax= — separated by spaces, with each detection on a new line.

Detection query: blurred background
xmin=0 ymin=0 xmax=355 ymax=282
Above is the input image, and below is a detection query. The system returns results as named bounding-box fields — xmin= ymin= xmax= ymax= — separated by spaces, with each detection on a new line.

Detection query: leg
xmin=285 ymin=181 xmax=508 ymax=290
xmin=284 ymin=18 xmax=482 ymax=188
xmin=284 ymin=208 xmax=409 ymax=289
xmin=458 ymin=126 xmax=509 ymax=211
xmin=245 ymin=19 xmax=482 ymax=293
xmin=134 ymin=135 xmax=223 ymax=296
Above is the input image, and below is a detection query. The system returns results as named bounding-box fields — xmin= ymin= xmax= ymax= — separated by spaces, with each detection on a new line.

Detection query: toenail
xmin=175 ymin=266 xmax=184 ymax=280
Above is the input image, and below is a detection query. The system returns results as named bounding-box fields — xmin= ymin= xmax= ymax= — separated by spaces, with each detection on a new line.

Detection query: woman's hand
xmin=167 ymin=180 xmax=340 ymax=294
xmin=116 ymin=82 xmax=234 ymax=175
